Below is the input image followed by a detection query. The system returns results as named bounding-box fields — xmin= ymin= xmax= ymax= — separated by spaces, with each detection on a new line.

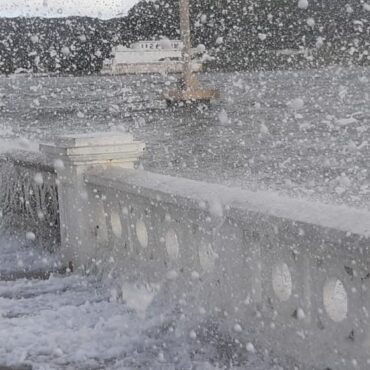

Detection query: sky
xmin=0 ymin=0 xmax=139 ymax=19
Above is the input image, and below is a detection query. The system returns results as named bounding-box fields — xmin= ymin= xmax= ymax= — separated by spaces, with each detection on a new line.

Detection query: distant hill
xmin=0 ymin=0 xmax=369 ymax=75
xmin=125 ymin=0 xmax=370 ymax=71
xmin=0 ymin=16 xmax=124 ymax=75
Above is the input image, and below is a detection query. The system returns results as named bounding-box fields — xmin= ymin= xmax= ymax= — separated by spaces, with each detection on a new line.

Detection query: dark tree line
xmin=0 ymin=0 xmax=369 ymax=75
xmin=0 ymin=17 xmax=121 ymax=75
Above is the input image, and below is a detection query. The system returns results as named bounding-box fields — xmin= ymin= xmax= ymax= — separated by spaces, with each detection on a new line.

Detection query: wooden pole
xmin=179 ymin=0 xmax=193 ymax=90
xmin=163 ymin=0 xmax=219 ymax=103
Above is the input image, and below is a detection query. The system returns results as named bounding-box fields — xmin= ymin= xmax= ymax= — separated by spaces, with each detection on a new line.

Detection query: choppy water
xmin=1 ymin=66 xmax=370 ymax=208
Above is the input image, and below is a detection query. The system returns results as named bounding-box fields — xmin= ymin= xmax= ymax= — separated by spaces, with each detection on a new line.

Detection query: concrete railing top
xmin=40 ymin=132 xmax=145 ymax=166
xmin=53 ymin=132 xmax=135 ymax=148
xmin=86 ymin=167 xmax=370 ymax=238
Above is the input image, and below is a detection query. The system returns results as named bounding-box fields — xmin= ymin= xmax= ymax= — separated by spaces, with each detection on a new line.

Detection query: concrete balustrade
xmin=2 ymin=132 xmax=370 ymax=369
xmin=0 ymin=151 xmax=59 ymax=250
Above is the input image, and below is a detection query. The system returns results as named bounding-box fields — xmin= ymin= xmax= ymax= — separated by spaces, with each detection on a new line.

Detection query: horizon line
xmin=0 ymin=13 xmax=129 ymax=20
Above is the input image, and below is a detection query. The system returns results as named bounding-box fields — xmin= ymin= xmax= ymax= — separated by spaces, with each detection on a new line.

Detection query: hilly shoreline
xmin=0 ymin=0 xmax=369 ymax=75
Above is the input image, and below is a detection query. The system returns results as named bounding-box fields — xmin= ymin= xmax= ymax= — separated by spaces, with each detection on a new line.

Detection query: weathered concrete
xmin=82 ymin=166 xmax=370 ymax=370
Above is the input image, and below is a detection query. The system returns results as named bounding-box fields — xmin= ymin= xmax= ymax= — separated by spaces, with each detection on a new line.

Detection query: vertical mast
xmin=163 ymin=0 xmax=219 ymax=103
xmin=179 ymin=0 xmax=193 ymax=90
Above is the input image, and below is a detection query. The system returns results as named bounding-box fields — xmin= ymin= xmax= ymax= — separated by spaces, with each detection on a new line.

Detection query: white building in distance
xmin=102 ymin=39 xmax=203 ymax=75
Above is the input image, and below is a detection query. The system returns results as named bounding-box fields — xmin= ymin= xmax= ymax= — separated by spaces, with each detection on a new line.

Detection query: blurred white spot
xmin=246 ymin=342 xmax=256 ymax=353
xmin=111 ymin=212 xmax=122 ymax=238
xmin=316 ymin=36 xmax=324 ymax=48
xmin=189 ymin=330 xmax=197 ymax=339
xmin=323 ymin=279 xmax=348 ymax=322
xmin=339 ymin=173 xmax=351 ymax=188
xmin=198 ymin=201 xmax=207 ymax=209
xmin=136 ymin=219 xmax=148 ymax=248
xmin=218 ymin=109 xmax=229 ymax=125
xmin=208 ymin=200 xmax=223 ymax=218
xmin=233 ymin=324 xmax=242 ymax=333
xmin=286 ymin=98 xmax=304 ymax=110
xmin=199 ymin=307 xmax=206 ymax=315
xmin=166 ymin=270 xmax=178 ymax=280
xmin=336 ymin=117 xmax=357 ymax=126
xmin=159 ymin=38 xmax=172 ymax=50
xmin=53 ymin=159 xmax=65 ymax=170
xmin=306 ymin=18 xmax=315 ymax=27
xmin=61 ymin=46 xmax=70 ymax=56
xmin=121 ymin=283 xmax=159 ymax=319
xmin=30 ymin=35 xmax=39 ymax=43
xmin=79 ymin=190 xmax=88 ymax=201
xmin=53 ymin=348 xmax=63 ymax=357
xmin=260 ymin=123 xmax=269 ymax=135
xmin=33 ymin=173 xmax=43 ymax=185
xmin=165 ymin=229 xmax=179 ymax=260
xmin=157 ymin=352 xmax=165 ymax=362
xmin=196 ymin=44 xmax=206 ymax=53
xmin=216 ymin=37 xmax=223 ymax=45
xmin=297 ymin=308 xmax=305 ymax=320
xmin=272 ymin=263 xmax=292 ymax=301
xmin=346 ymin=4 xmax=353 ymax=13
xmin=199 ymin=242 xmax=218 ymax=272
xmin=298 ymin=0 xmax=309 ymax=9
xmin=335 ymin=186 xmax=346 ymax=195
xmin=18 ymin=137 xmax=32 ymax=149
xmin=26 ymin=232 xmax=36 ymax=241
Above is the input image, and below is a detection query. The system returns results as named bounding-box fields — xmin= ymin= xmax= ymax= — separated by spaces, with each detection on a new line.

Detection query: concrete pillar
xmin=40 ymin=132 xmax=145 ymax=270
